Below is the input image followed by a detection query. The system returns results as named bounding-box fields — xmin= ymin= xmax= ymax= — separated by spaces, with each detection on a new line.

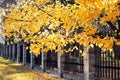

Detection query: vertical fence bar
xmin=115 ymin=59 xmax=117 ymax=80
xmin=110 ymin=52 xmax=112 ymax=79
xmin=95 ymin=50 xmax=97 ymax=77
xmin=10 ymin=44 xmax=12 ymax=60
xmin=7 ymin=44 xmax=9 ymax=59
xmin=17 ymin=43 xmax=19 ymax=62
xmin=108 ymin=52 xmax=110 ymax=79
xmin=7 ymin=45 xmax=9 ymax=59
xmin=118 ymin=60 xmax=120 ymax=79
xmin=81 ymin=55 xmax=83 ymax=73
xmin=107 ymin=52 xmax=109 ymax=79
xmin=9 ymin=45 xmax=11 ymax=59
xmin=117 ymin=60 xmax=119 ymax=80
xmin=11 ymin=44 xmax=12 ymax=60
xmin=23 ymin=43 xmax=26 ymax=65
xmin=3 ymin=45 xmax=5 ymax=57
xmin=79 ymin=54 xmax=81 ymax=73
xmin=12 ymin=44 xmax=15 ymax=61
xmin=3 ymin=45 xmax=5 ymax=58
xmin=4 ymin=45 xmax=6 ymax=58
xmin=15 ymin=43 xmax=17 ymax=61
xmin=105 ymin=52 xmax=107 ymax=78
xmin=100 ymin=50 xmax=102 ymax=78
xmin=98 ymin=49 xmax=100 ymax=78
xmin=103 ymin=52 xmax=104 ymax=78
xmin=5 ymin=45 xmax=8 ymax=58
xmin=111 ymin=52 xmax=114 ymax=80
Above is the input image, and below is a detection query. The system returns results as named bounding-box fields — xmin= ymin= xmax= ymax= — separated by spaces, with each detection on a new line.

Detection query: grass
xmin=0 ymin=57 xmax=62 ymax=80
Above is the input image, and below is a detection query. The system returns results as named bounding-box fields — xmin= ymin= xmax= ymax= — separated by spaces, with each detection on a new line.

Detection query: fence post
xmin=22 ymin=43 xmax=26 ymax=65
xmin=2 ymin=45 xmax=4 ymax=57
xmin=58 ymin=50 xmax=63 ymax=78
xmin=84 ymin=45 xmax=96 ymax=80
xmin=30 ymin=53 xmax=35 ymax=68
xmin=1 ymin=44 xmax=3 ymax=57
xmin=6 ymin=45 xmax=9 ymax=59
xmin=41 ymin=52 xmax=47 ymax=72
xmin=41 ymin=45 xmax=47 ymax=72
xmin=8 ymin=45 xmax=11 ymax=59
xmin=4 ymin=45 xmax=6 ymax=58
xmin=6 ymin=45 xmax=8 ymax=58
xmin=8 ymin=45 xmax=10 ymax=59
xmin=12 ymin=44 xmax=15 ymax=61
xmin=17 ymin=43 xmax=20 ymax=63
xmin=1 ymin=44 xmax=4 ymax=58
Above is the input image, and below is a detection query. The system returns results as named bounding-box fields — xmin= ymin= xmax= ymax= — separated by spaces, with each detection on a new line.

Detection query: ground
xmin=0 ymin=57 xmax=62 ymax=80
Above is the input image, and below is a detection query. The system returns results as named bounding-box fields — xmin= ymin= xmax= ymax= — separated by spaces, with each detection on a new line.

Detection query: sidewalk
xmin=0 ymin=57 xmax=62 ymax=80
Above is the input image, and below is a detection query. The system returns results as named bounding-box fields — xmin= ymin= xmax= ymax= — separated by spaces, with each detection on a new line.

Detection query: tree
xmin=1 ymin=0 xmax=120 ymax=56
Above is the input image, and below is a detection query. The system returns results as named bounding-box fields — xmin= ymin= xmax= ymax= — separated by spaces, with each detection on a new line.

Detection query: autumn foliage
xmin=1 ymin=0 xmax=120 ymax=56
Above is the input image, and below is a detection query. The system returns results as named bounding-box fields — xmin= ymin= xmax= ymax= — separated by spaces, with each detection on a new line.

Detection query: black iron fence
xmin=95 ymin=48 xmax=120 ymax=80
xmin=35 ymin=54 xmax=41 ymax=65
xmin=46 ymin=50 xmax=58 ymax=69
xmin=14 ymin=43 xmax=17 ymax=60
xmin=63 ymin=52 xmax=84 ymax=75
xmin=63 ymin=43 xmax=84 ymax=75
xmin=2 ymin=42 xmax=120 ymax=79
xmin=26 ymin=43 xmax=31 ymax=64
xmin=20 ymin=44 xmax=23 ymax=63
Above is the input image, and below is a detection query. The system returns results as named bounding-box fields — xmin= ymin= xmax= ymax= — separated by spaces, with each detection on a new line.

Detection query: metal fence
xmin=62 ymin=43 xmax=84 ymax=75
xmin=95 ymin=47 xmax=120 ymax=80
xmin=26 ymin=43 xmax=31 ymax=64
xmin=2 ymin=42 xmax=120 ymax=79
xmin=35 ymin=54 xmax=41 ymax=65
xmin=63 ymin=52 xmax=84 ymax=75
xmin=14 ymin=43 xmax=17 ymax=60
xmin=20 ymin=45 xmax=23 ymax=63
xmin=46 ymin=50 xmax=58 ymax=69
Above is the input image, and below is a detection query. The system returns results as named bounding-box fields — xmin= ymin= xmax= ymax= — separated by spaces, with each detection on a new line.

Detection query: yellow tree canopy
xmin=2 ymin=0 xmax=120 ymax=56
